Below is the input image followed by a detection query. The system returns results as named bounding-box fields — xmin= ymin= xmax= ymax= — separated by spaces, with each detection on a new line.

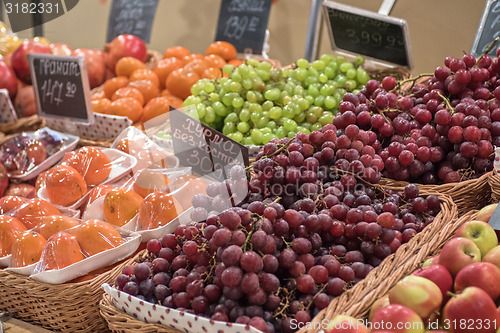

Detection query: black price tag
xmin=323 ymin=1 xmax=412 ymax=68
xmin=215 ymin=0 xmax=272 ymax=54
xmin=170 ymin=109 xmax=249 ymax=181
xmin=106 ymin=0 xmax=159 ymax=43
xmin=471 ymin=0 xmax=500 ymax=58
xmin=29 ymin=54 xmax=93 ymax=124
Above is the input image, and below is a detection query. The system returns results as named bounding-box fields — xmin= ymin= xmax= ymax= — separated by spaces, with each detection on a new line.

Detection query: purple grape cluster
xmin=333 ymin=50 xmax=500 ymax=184
xmin=115 ymin=126 xmax=441 ymax=333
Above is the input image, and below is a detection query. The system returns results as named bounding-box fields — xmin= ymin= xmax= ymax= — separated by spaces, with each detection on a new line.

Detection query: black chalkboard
xmin=471 ymin=0 xmax=500 ymax=58
xmin=323 ymin=1 xmax=411 ymax=68
xmin=29 ymin=54 xmax=93 ymax=124
xmin=169 ymin=109 xmax=249 ymax=181
xmin=106 ymin=0 xmax=159 ymax=43
xmin=215 ymin=0 xmax=272 ymax=54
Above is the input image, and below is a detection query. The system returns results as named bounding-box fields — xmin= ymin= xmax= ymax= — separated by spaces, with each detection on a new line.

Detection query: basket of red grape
xmin=331 ymin=48 xmax=500 ymax=214
xmin=102 ymin=124 xmax=456 ymax=333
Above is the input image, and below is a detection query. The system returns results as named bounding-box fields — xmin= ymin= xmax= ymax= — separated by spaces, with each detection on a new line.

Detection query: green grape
xmin=276 ymin=126 xmax=287 ymax=138
xmin=354 ymin=55 xmax=365 ymax=66
xmin=257 ymin=61 xmax=272 ymax=71
xmin=310 ymin=106 xmax=323 ymax=118
xmin=270 ymin=69 xmax=282 ymax=81
xmin=356 ymin=68 xmax=370 ymax=84
xmin=283 ymin=119 xmax=298 ymax=131
xmin=257 ymin=69 xmax=270 ymax=81
xmin=308 ymin=85 xmax=320 ymax=97
xmin=229 ymin=81 xmax=242 ymax=92
xmin=232 ymin=96 xmax=244 ymax=108
xmin=352 ymin=89 xmax=361 ymax=94
xmin=289 ymin=102 xmax=301 ymax=115
xmin=261 ymin=133 xmax=275 ymax=144
xmin=335 ymin=74 xmax=348 ymax=86
xmin=223 ymin=64 xmax=235 ymax=74
xmin=267 ymin=120 xmax=277 ymax=130
xmin=196 ymin=103 xmax=207 ymax=119
xmin=213 ymin=101 xmax=227 ymax=116
xmin=345 ymin=80 xmax=357 ymax=91
xmin=260 ymin=127 xmax=272 ymax=134
xmin=237 ymin=121 xmax=250 ymax=133
xmin=294 ymin=85 xmax=304 ymax=96
xmin=248 ymin=68 xmax=258 ymax=79
xmin=255 ymin=91 xmax=264 ymax=103
xmin=269 ymin=106 xmax=283 ymax=119
xmin=298 ymin=97 xmax=309 ymax=111
xmin=183 ymin=95 xmax=201 ymax=106
xmin=239 ymin=109 xmax=251 ymax=122
xmin=320 ymin=84 xmax=334 ymax=96
xmin=264 ymin=88 xmax=281 ymax=101
xmin=226 ymin=112 xmax=238 ymax=123
xmin=319 ymin=111 xmax=334 ymax=125
xmin=314 ymin=95 xmax=325 ymax=107
xmin=190 ymin=82 xmax=204 ymax=95
xmin=219 ymin=77 xmax=229 ymax=85
xmin=232 ymin=132 xmax=243 ymax=142
xmin=262 ymin=111 xmax=269 ymax=118
xmin=311 ymin=122 xmax=322 ymax=131
xmin=223 ymin=122 xmax=236 ymax=135
xmin=242 ymin=137 xmax=253 ymax=146
xmin=339 ymin=62 xmax=354 ymax=73
xmin=319 ymin=73 xmax=328 ymax=83
xmin=282 ymin=105 xmax=295 ymax=119
xmin=284 ymin=82 xmax=295 ymax=95
xmin=324 ymin=95 xmax=337 ymax=109
xmin=205 ymin=81 xmax=215 ymax=93
xmin=320 ymin=54 xmax=335 ymax=63
xmin=346 ymin=68 xmax=357 ymax=79
xmin=294 ymin=112 xmax=305 ymax=123
xmin=232 ymin=72 xmax=242 ymax=82
xmin=306 ymin=112 xmax=317 ymax=124
xmin=249 ymin=103 xmax=262 ymax=114
xmin=287 ymin=131 xmax=296 ymax=138
xmin=282 ymin=95 xmax=292 ymax=105
xmin=302 ymin=122 xmax=312 ymax=130
xmin=205 ymin=108 xmax=216 ymax=123
xmin=256 ymin=117 xmax=269 ymax=128
xmin=246 ymin=91 xmax=258 ymax=103
xmin=305 ymin=95 xmax=314 ymax=106
xmin=324 ymin=66 xmax=336 ymax=79
xmin=252 ymin=77 xmax=265 ymax=91
xmin=238 ymin=64 xmax=249 ymax=76
xmin=304 ymin=75 xmax=319 ymax=87
xmin=209 ymin=93 xmax=219 ymax=102
xmin=222 ymin=94 xmax=234 ymax=106
xmin=312 ymin=60 xmax=326 ymax=70
xmin=250 ymin=112 xmax=260 ymax=123
xmin=296 ymin=58 xmax=309 ymax=69
xmin=251 ymin=129 xmax=263 ymax=144
xmin=243 ymin=101 xmax=250 ymax=109
xmin=336 ymin=55 xmax=346 ymax=63
xmin=296 ymin=126 xmax=310 ymax=135
xmin=262 ymin=100 xmax=274 ymax=111
xmin=247 ymin=58 xmax=259 ymax=67
xmin=242 ymin=78 xmax=253 ymax=90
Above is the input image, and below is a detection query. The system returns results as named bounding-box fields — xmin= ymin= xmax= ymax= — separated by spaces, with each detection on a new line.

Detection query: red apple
xmin=105 ymin=34 xmax=147 ymax=73
xmin=73 ymin=48 xmax=106 ymax=89
xmin=389 ymin=275 xmax=442 ymax=319
xmin=443 ymin=287 xmax=499 ymax=333
xmin=439 ymin=237 xmax=481 ymax=277
xmin=476 ymin=204 xmax=498 ymax=223
xmin=369 ymin=296 xmax=390 ymax=321
xmin=371 ymin=304 xmax=425 ymax=333
xmin=412 ymin=264 xmax=453 ymax=303
xmin=454 ymin=220 xmax=498 ymax=257
xmin=422 ymin=256 xmax=439 ymax=267
xmin=50 ymin=43 xmax=74 ymax=56
xmin=454 ymin=262 xmax=500 ymax=300
xmin=483 ymin=245 xmax=500 ymax=269
xmin=325 ymin=315 xmax=368 ymax=333
xmin=11 ymin=41 xmax=52 ymax=84
xmin=0 ymin=61 xmax=18 ymax=98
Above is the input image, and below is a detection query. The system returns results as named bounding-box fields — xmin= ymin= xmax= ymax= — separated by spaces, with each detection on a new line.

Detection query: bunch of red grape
xmin=114 ymin=125 xmax=441 ymax=333
xmin=333 ymin=50 xmax=500 ymax=184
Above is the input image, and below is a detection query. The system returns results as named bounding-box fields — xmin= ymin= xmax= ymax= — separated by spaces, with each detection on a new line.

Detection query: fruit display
xmin=332 ymin=49 xmax=500 ymax=184
xmin=111 ymin=124 xmax=444 ymax=333
xmin=184 ymin=54 xmax=371 ymax=145
xmin=324 ymin=214 xmax=500 ymax=333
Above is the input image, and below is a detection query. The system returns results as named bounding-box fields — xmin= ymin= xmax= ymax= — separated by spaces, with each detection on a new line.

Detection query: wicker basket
xmin=0 ymin=252 xmax=143 ymax=332
xmin=301 ymin=210 xmax=476 ymax=332
xmin=488 ymin=171 xmax=500 ymax=203
xmin=0 ymin=114 xmax=45 ymax=137
xmin=301 ymin=195 xmax=460 ymax=333
xmin=379 ymin=171 xmax=492 ymax=215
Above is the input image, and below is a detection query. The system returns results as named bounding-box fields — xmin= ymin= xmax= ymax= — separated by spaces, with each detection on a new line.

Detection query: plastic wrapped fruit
xmin=0 ymin=215 xmax=27 ymax=257
xmin=11 ymin=230 xmax=47 ymax=267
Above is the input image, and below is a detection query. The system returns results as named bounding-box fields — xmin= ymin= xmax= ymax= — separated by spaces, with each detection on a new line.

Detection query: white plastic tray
xmin=30 ymin=233 xmax=141 ymax=284
xmin=0 ymin=254 xmax=12 ymax=267
xmin=7 ymin=130 xmax=80 ymax=181
xmin=5 ymin=262 xmax=37 ymax=275
xmin=38 ymin=147 xmax=138 ymax=210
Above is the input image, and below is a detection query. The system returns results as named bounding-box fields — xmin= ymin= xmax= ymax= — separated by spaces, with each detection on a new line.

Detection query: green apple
xmin=454 ymin=220 xmax=498 ymax=257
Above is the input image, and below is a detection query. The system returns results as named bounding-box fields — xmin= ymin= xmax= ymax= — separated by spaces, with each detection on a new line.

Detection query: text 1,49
xmin=346 ymin=29 xmax=403 ymax=49
xmin=40 ymin=80 xmax=76 ymax=106
xmin=5 ymin=2 xmax=60 ymax=14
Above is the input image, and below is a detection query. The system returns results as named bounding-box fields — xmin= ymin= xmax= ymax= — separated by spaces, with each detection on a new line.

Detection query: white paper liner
xmin=5 ymin=262 xmax=37 ymax=275
xmin=30 ymin=233 xmax=141 ymax=284
xmin=37 ymin=147 xmax=138 ymax=210
xmin=102 ymin=284 xmax=263 ymax=333
xmin=0 ymin=254 xmax=12 ymax=267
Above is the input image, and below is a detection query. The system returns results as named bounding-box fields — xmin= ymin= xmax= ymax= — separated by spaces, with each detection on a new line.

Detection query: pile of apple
xmin=325 ymin=203 xmax=500 ymax=333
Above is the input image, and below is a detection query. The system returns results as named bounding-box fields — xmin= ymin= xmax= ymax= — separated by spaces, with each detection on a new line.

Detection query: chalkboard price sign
xmin=29 ymin=54 xmax=93 ymax=124
xmin=106 ymin=0 xmax=159 ymax=43
xmin=169 ymin=109 xmax=249 ymax=181
xmin=322 ymin=1 xmax=412 ymax=68
xmin=215 ymin=0 xmax=272 ymax=54
xmin=471 ymin=0 xmax=500 ymax=58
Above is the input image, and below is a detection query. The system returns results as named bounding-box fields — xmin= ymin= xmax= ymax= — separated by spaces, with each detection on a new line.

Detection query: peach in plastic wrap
xmin=35 ymin=215 xmax=79 ymax=240
xmin=69 ymin=219 xmax=122 ymax=257
xmin=39 ymin=231 xmax=84 ymax=270
xmin=0 ymin=195 xmax=27 ymax=214
xmin=15 ymin=198 xmax=61 ymax=229
xmin=63 ymin=147 xmax=112 ymax=186
xmin=11 ymin=230 xmax=47 ymax=267
xmin=44 ymin=165 xmax=87 ymax=207
xmin=103 ymin=188 xmax=143 ymax=227
xmin=0 ymin=215 xmax=28 ymax=257
xmin=138 ymin=191 xmax=182 ymax=230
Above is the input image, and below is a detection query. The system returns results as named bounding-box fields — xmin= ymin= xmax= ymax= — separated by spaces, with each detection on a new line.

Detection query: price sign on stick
xmin=29 ymin=54 xmax=93 ymax=124
xmin=169 ymin=108 xmax=249 ymax=181
xmin=322 ymin=1 xmax=412 ymax=68
xmin=471 ymin=0 xmax=500 ymax=58
xmin=106 ymin=0 xmax=159 ymax=43
xmin=215 ymin=0 xmax=272 ymax=54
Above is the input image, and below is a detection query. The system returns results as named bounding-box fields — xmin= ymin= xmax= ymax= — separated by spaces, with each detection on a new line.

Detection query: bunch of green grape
xmin=183 ymin=54 xmax=371 ymax=146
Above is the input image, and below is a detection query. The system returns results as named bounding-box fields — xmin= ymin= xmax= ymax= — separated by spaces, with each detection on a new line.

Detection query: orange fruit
xmin=11 ymin=231 xmax=47 ymax=267
xmin=111 ymin=87 xmax=144 ymax=105
xmin=138 ymin=191 xmax=182 ymax=230
xmin=115 ymin=57 xmax=147 ymax=77
xmin=181 ymin=53 xmax=204 ymax=65
xmin=69 ymin=219 xmax=122 ymax=257
xmin=0 ymin=196 xmax=27 ymax=214
xmin=202 ymin=67 xmax=223 ymax=80
xmin=115 ymin=138 xmax=129 ymax=154
xmin=103 ymin=188 xmax=143 ymax=227
xmin=64 ymin=147 xmax=112 ymax=186
xmin=163 ymin=46 xmax=191 ymax=60
xmin=41 ymin=231 xmax=84 ymax=270
xmin=45 ymin=165 xmax=88 ymax=207
xmin=36 ymin=215 xmax=80 ymax=240
xmin=154 ymin=57 xmax=184 ymax=89
xmin=141 ymin=97 xmax=170 ymax=123
xmin=205 ymin=41 xmax=238 ymax=61
xmin=87 ymin=185 xmax=114 ymax=206
xmin=104 ymin=97 xmax=143 ymax=123
xmin=128 ymin=79 xmax=159 ymax=104
xmin=91 ymin=90 xmax=106 ymax=100
xmin=133 ymin=169 xmax=170 ymax=198
xmin=91 ymin=98 xmax=112 ymax=114
xmin=165 ymin=96 xmax=183 ymax=110
xmin=15 ymin=199 xmax=61 ymax=229
xmin=129 ymin=69 xmax=160 ymax=88
xmin=227 ymin=58 xmax=244 ymax=67
xmin=183 ymin=58 xmax=211 ymax=77
xmin=168 ymin=175 xmax=207 ymax=210
xmin=166 ymin=68 xmax=200 ymax=99
xmin=103 ymin=76 xmax=129 ymax=99
xmin=204 ymin=54 xmax=226 ymax=68
xmin=0 ymin=215 xmax=28 ymax=257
